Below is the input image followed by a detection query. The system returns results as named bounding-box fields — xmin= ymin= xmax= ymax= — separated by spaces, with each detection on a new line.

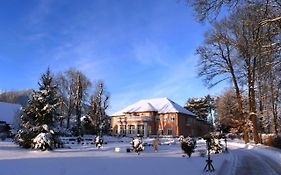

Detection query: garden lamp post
xmin=204 ymin=137 xmax=215 ymax=172
xmin=224 ymin=136 xmax=228 ymax=153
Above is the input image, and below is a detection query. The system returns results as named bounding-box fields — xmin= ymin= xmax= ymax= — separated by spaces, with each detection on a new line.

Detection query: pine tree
xmin=184 ymin=96 xmax=214 ymax=121
xmin=15 ymin=68 xmax=61 ymax=150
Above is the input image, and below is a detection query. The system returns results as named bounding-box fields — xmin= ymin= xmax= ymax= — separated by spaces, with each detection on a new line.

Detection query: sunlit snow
xmin=0 ymin=137 xmax=280 ymax=175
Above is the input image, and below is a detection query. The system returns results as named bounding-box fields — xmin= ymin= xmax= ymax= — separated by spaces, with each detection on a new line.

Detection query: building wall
xmin=157 ymin=113 xmax=178 ymax=136
xmin=111 ymin=112 xmax=211 ymax=137
xmin=195 ymin=119 xmax=213 ymax=136
xmin=111 ymin=111 xmax=157 ymax=136
xmin=177 ymin=113 xmax=197 ymax=137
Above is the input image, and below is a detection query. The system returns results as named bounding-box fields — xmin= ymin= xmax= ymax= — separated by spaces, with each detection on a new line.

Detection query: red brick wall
xmin=111 ymin=112 xmax=212 ymax=137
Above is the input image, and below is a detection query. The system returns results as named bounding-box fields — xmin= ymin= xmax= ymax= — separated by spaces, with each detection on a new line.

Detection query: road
xmin=231 ymin=147 xmax=281 ymax=175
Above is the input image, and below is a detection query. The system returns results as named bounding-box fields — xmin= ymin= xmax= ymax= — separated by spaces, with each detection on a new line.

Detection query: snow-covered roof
xmin=111 ymin=97 xmax=196 ymax=116
xmin=0 ymin=102 xmax=22 ymax=124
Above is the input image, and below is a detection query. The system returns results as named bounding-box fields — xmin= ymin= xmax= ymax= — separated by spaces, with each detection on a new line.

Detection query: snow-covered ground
xmin=0 ymin=137 xmax=280 ymax=175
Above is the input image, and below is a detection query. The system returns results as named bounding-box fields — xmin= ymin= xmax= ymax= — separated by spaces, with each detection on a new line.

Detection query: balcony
xmin=113 ymin=116 xmax=152 ymax=122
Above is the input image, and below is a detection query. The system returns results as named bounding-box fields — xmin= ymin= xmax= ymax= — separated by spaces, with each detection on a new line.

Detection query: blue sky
xmin=0 ymin=0 xmax=228 ymax=114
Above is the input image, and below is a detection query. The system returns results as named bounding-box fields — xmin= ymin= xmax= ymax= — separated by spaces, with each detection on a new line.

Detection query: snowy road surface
xmin=0 ymin=138 xmax=281 ymax=175
xmin=223 ymin=143 xmax=281 ymax=175
xmin=233 ymin=148 xmax=281 ymax=175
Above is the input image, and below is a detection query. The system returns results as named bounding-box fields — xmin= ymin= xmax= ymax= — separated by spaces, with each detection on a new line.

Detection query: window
xmin=186 ymin=118 xmax=192 ymax=126
xmin=120 ymin=125 xmax=126 ymax=135
xmin=132 ymin=113 xmax=139 ymax=116
xmin=167 ymin=129 xmax=173 ymax=135
xmin=170 ymin=116 xmax=175 ymax=121
xmin=163 ymin=116 xmax=168 ymax=122
xmin=128 ymin=125 xmax=135 ymax=135
xmin=137 ymin=125 xmax=144 ymax=136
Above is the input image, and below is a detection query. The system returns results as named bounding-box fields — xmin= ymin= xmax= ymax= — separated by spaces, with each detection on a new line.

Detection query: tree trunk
xmin=229 ymin=59 xmax=249 ymax=143
xmin=269 ymin=64 xmax=278 ymax=135
xmin=248 ymin=57 xmax=260 ymax=144
xmin=75 ymin=75 xmax=83 ymax=136
xmin=257 ymin=67 xmax=265 ymax=135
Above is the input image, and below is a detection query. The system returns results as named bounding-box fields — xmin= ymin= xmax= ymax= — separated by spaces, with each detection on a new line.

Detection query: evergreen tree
xmin=184 ymin=95 xmax=214 ymax=121
xmin=15 ymin=68 xmax=61 ymax=150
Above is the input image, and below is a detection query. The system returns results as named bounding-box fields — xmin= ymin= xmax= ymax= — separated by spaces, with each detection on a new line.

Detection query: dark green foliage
xmin=181 ymin=142 xmax=194 ymax=157
xmin=184 ymin=95 xmax=215 ymax=121
xmin=180 ymin=137 xmax=196 ymax=157
xmin=272 ymin=135 xmax=281 ymax=149
xmin=16 ymin=129 xmax=36 ymax=148
xmin=15 ymin=68 xmax=60 ymax=150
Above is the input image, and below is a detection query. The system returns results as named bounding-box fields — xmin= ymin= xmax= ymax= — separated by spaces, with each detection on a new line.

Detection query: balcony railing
xmin=112 ymin=116 xmax=152 ymax=122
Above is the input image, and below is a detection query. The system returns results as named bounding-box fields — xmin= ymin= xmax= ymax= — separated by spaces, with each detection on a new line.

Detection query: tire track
xmin=232 ymin=148 xmax=281 ymax=175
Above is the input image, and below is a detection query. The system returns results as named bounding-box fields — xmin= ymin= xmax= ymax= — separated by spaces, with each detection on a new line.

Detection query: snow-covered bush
xmin=95 ymin=136 xmax=103 ymax=148
xmin=180 ymin=136 xmax=196 ymax=157
xmin=33 ymin=133 xmax=52 ymax=151
xmin=203 ymin=133 xmax=223 ymax=154
xmin=208 ymin=138 xmax=223 ymax=154
xmin=130 ymin=137 xmax=144 ymax=155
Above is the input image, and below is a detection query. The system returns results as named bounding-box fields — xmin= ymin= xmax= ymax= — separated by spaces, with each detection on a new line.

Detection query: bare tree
xmin=188 ymin=0 xmax=240 ymax=22
xmin=188 ymin=0 xmax=281 ymax=24
xmin=197 ymin=2 xmax=280 ymax=142
xmin=256 ymin=55 xmax=281 ymax=135
xmin=215 ymin=89 xmax=245 ymax=134
xmin=0 ymin=89 xmax=32 ymax=106
xmin=86 ymin=81 xmax=110 ymax=136
xmin=196 ymin=18 xmax=249 ymax=142
xmin=188 ymin=0 xmax=281 ymax=54
xmin=230 ymin=3 xmax=280 ymax=143
xmin=55 ymin=68 xmax=91 ymax=135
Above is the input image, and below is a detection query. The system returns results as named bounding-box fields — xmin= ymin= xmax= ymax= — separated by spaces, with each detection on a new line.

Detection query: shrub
xmin=272 ymin=135 xmax=281 ymax=149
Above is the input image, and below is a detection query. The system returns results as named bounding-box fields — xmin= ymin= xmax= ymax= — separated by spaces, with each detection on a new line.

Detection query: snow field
xmin=0 ymin=137 xmax=280 ymax=175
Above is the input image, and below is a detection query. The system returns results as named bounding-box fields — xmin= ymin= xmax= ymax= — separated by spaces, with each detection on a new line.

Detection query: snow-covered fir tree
xmin=15 ymin=68 xmax=61 ymax=150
